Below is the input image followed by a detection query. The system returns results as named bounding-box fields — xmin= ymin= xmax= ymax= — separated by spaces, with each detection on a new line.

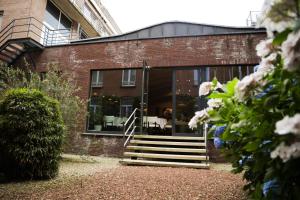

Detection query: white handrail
xmin=124 ymin=126 xmax=137 ymax=147
xmin=123 ymin=108 xmax=140 ymax=147
xmin=124 ymin=108 xmax=138 ymax=126
xmin=124 ymin=117 xmax=137 ymax=136
xmin=204 ymin=123 xmax=208 ymax=163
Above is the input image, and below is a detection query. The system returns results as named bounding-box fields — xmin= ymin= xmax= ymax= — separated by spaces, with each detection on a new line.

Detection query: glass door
xmin=173 ymin=68 xmax=210 ymax=136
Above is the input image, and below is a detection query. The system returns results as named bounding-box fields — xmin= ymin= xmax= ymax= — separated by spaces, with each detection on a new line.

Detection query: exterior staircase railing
xmin=0 ymin=17 xmax=77 ymax=48
xmin=123 ymin=108 xmax=140 ymax=147
xmin=204 ymin=123 xmax=209 ymax=164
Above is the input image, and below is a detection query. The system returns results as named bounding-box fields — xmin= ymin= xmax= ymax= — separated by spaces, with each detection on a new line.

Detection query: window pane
xmin=59 ymin=14 xmax=72 ymax=29
xmin=92 ymin=71 xmax=97 ymax=83
xmin=123 ymin=70 xmax=129 ymax=83
xmin=130 ymin=70 xmax=136 ymax=83
xmin=193 ymin=69 xmax=198 ymax=85
xmin=44 ymin=1 xmax=60 ymax=29
xmin=91 ymin=71 xmax=103 ymax=87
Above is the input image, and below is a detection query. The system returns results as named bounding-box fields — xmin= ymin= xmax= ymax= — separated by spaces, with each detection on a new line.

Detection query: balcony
xmin=69 ymin=0 xmax=108 ymax=36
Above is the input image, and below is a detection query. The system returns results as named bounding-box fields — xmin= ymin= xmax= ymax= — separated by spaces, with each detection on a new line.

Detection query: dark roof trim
xmin=70 ymin=20 xmax=266 ymax=45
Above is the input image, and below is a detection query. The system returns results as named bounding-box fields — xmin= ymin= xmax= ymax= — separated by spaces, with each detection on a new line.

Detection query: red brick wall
xmin=25 ymin=33 xmax=266 ymax=157
xmin=31 ymin=33 xmax=265 ymax=102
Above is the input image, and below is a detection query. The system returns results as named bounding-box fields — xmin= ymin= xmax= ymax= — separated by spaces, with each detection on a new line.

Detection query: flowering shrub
xmin=189 ymin=0 xmax=300 ymax=198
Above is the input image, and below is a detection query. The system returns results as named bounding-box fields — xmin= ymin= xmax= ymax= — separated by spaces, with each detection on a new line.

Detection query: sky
xmin=101 ymin=0 xmax=265 ymax=33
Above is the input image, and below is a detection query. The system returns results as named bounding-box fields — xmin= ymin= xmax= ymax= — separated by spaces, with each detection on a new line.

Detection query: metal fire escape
xmin=0 ymin=17 xmax=76 ymax=65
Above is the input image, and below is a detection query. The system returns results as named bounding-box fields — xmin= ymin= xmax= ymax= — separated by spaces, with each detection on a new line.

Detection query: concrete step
xmin=130 ymin=140 xmax=206 ymax=147
xmin=124 ymin=152 xmax=208 ymax=161
xmin=126 ymin=146 xmax=206 ymax=153
xmin=120 ymin=159 xmax=210 ymax=169
xmin=134 ymin=135 xmax=205 ymax=141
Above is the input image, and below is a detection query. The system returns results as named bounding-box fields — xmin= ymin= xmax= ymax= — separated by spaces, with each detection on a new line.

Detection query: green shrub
xmin=0 ymin=64 xmax=86 ymax=151
xmin=0 ymin=88 xmax=64 ymax=180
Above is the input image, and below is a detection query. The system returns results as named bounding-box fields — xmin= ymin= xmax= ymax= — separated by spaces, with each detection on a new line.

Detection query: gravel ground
xmin=0 ymin=155 xmax=246 ymax=200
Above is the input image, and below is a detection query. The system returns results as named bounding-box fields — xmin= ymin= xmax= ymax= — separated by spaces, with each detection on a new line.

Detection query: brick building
xmin=0 ymin=1 xmax=266 ymax=165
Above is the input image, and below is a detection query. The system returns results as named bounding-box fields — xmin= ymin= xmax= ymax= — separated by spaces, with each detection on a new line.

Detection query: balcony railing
xmin=246 ymin=11 xmax=262 ymax=27
xmin=0 ymin=17 xmax=77 ymax=48
xmin=70 ymin=0 xmax=107 ymax=36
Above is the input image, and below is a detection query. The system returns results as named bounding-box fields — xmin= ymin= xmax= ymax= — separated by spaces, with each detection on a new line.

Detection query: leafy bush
xmin=189 ymin=1 xmax=300 ymax=199
xmin=0 ymin=88 xmax=64 ymax=180
xmin=0 ymin=64 xmax=86 ymax=149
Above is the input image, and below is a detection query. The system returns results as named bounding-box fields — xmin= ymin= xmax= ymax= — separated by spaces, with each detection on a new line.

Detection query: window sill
xmin=82 ymin=132 xmax=124 ymax=137
xmin=121 ymin=85 xmax=136 ymax=88
xmin=91 ymin=85 xmax=103 ymax=88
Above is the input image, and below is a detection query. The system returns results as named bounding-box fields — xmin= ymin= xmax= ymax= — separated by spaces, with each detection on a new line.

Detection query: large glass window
xmin=0 ymin=11 xmax=3 ymax=30
xmin=87 ymin=69 xmax=141 ymax=133
xmin=44 ymin=1 xmax=60 ymax=29
xmin=91 ymin=71 xmax=103 ymax=87
xmin=122 ymin=69 xmax=136 ymax=86
xmin=44 ymin=1 xmax=72 ymax=44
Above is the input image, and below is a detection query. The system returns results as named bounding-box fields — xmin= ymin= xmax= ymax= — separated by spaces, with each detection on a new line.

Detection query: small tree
xmin=0 ymin=88 xmax=64 ymax=180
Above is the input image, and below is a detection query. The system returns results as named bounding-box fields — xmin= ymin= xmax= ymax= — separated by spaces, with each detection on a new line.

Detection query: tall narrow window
xmin=193 ymin=67 xmax=209 ymax=86
xmin=120 ymin=97 xmax=133 ymax=117
xmin=122 ymin=69 xmax=136 ymax=86
xmin=0 ymin=11 xmax=3 ymax=30
xmin=91 ymin=71 xmax=103 ymax=87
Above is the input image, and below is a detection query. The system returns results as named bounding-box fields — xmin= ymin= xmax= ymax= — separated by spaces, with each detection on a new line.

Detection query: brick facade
xmin=17 ymin=32 xmax=266 ymax=158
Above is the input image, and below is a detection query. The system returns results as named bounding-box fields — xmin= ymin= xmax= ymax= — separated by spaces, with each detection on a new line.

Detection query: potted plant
xmin=89 ymin=96 xmax=103 ymax=131
xmin=94 ymin=106 xmax=103 ymax=131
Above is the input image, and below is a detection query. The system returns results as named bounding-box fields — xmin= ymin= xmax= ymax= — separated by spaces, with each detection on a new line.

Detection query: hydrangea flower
xmin=199 ymin=81 xmax=223 ymax=97
xmin=214 ymin=137 xmax=224 ymax=149
xmin=214 ymin=125 xmax=226 ymax=137
xmin=275 ymin=114 xmax=300 ymax=135
xmin=207 ymin=98 xmax=223 ymax=108
xmin=263 ymin=179 xmax=280 ymax=197
xmin=188 ymin=108 xmax=211 ymax=129
xmin=256 ymin=39 xmax=274 ymax=57
xmin=281 ymin=30 xmax=300 ymax=72
xmin=271 ymin=142 xmax=300 ymax=162
xmin=199 ymin=82 xmax=213 ymax=97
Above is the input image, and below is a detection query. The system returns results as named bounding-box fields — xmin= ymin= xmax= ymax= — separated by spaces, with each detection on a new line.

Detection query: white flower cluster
xmin=256 ymin=39 xmax=274 ymax=57
xmin=189 ymin=81 xmax=224 ymax=130
xmin=275 ymin=114 xmax=300 ymax=135
xmin=281 ymin=30 xmax=300 ymax=72
xmin=199 ymin=81 xmax=223 ymax=97
xmin=271 ymin=114 xmax=300 ymax=162
xmin=235 ymin=73 xmax=258 ymax=101
xmin=235 ymin=38 xmax=278 ymax=101
xmin=188 ymin=108 xmax=211 ymax=129
xmin=258 ymin=0 xmax=296 ymax=37
xmin=207 ymin=98 xmax=223 ymax=108
xmin=271 ymin=142 xmax=300 ymax=162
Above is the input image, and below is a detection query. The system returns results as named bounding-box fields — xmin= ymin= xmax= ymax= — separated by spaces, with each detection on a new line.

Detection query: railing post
xmin=10 ymin=20 xmax=15 ymax=39
xmin=27 ymin=17 xmax=32 ymax=37
xmin=204 ymin=123 xmax=208 ymax=164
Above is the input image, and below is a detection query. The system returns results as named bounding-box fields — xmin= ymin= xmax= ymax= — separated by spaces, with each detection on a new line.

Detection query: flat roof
xmin=71 ymin=21 xmax=266 ymax=44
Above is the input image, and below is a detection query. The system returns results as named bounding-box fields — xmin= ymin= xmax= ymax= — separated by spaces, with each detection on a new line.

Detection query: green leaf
xmin=272 ymin=29 xmax=292 ymax=46
xmin=225 ymin=78 xmax=239 ymax=96
xmin=244 ymin=140 xmax=261 ymax=152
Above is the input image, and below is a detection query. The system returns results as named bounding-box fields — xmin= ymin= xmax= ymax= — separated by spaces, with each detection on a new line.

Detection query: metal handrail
xmin=123 ymin=108 xmax=140 ymax=147
xmin=0 ymin=17 xmax=78 ymax=48
xmin=124 ymin=117 xmax=137 ymax=136
xmin=124 ymin=126 xmax=137 ymax=147
xmin=124 ymin=108 xmax=139 ymax=126
xmin=204 ymin=123 xmax=209 ymax=164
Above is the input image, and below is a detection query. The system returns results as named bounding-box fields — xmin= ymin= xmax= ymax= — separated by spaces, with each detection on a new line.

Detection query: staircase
xmin=120 ymin=134 xmax=209 ymax=169
xmin=0 ymin=17 xmax=75 ymax=64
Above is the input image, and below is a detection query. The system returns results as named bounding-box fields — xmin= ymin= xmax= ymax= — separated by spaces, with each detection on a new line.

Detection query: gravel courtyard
xmin=0 ymin=155 xmax=246 ymax=200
